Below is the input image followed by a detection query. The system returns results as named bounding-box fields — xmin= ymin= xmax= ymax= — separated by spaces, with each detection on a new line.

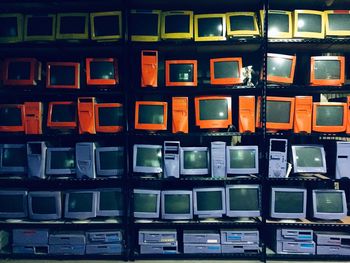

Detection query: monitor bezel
xmin=56 ymin=13 xmax=89 ymax=40
xmin=226 ymin=145 xmax=259 ymax=175
xmin=165 ymin=60 xmax=198 ymax=87
xmin=291 ymin=144 xmax=327 ymax=174
xmin=133 ymin=144 xmax=163 ymax=174
xmin=86 ymin=58 xmax=119 ymax=86
xmin=293 ymin=10 xmax=325 ymax=39
xmin=28 ymin=191 xmax=62 ymax=220
xmin=312 ymin=102 xmax=347 ymax=133
xmin=46 ymin=62 xmax=80 ymax=89
xmin=133 ymin=189 xmax=161 ymax=218
xmin=193 ymin=187 xmax=226 ymax=218
xmin=47 ymin=101 xmax=77 ymax=129
xmin=310 ymin=56 xmax=345 ymax=86
xmin=45 ymin=147 xmax=76 ymax=175
xmin=130 ymin=9 xmax=161 ymax=42
xmin=0 ymin=190 xmax=28 ymax=218
xmin=226 ymin=12 xmax=260 ymax=37
xmin=267 ymin=53 xmax=296 ymax=84
xmin=312 ymin=189 xmax=347 ymax=220
xmin=180 ymin=147 xmax=209 ymax=175
xmin=325 ymin=10 xmax=350 ymax=36
xmin=96 ymin=146 xmax=124 ymax=176
xmin=161 ymin=10 xmax=194 ymax=40
xmin=0 ymin=13 xmax=23 ymax=43
xmin=90 ymin=11 xmax=122 ymax=41
xmin=134 ymin=101 xmax=168 ymax=131
xmin=64 ymin=190 xmax=97 ymax=219
xmin=262 ymin=10 xmax=293 ymax=39
xmin=161 ymin=190 xmax=193 ymax=220
xmin=266 ymin=96 xmax=295 ymax=130
xmin=0 ymin=144 xmax=27 ymax=174
xmin=24 ymin=14 xmax=56 ymax=41
xmin=3 ymin=58 xmax=40 ymax=86
xmin=210 ymin=57 xmax=243 ymax=85
xmin=0 ymin=104 xmax=25 ymax=132
xmin=194 ymin=13 xmax=226 ymax=42
xmin=95 ymin=103 xmax=123 ymax=133
xmin=96 ymin=188 xmax=123 ymax=217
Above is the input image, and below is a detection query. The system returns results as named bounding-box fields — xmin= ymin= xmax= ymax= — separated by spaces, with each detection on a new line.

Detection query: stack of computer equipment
xmin=220 ymin=229 xmax=260 ymax=253
xmin=86 ymin=230 xmax=123 ymax=255
xmin=315 ymin=232 xmax=350 ymax=255
xmin=49 ymin=232 xmax=86 ymax=255
xmin=183 ymin=230 xmax=221 ymax=254
xmin=275 ymin=229 xmax=315 ymax=255
xmin=12 ymin=229 xmax=49 ymax=255
xmin=138 ymin=229 xmax=178 ymax=254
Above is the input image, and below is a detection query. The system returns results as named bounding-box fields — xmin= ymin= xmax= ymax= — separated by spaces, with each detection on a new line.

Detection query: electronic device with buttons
xmin=268 ymin=138 xmax=288 ymax=178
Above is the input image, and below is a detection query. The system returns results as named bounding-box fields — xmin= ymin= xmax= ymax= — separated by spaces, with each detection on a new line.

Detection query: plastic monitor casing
xmin=45 ymin=147 xmax=75 ymax=175
xmin=0 ymin=190 xmax=28 ymax=218
xmin=28 ymin=191 xmax=62 ymax=220
xmin=193 ymin=187 xmax=226 ymax=218
xmin=291 ymin=145 xmax=327 ymax=174
xmin=96 ymin=147 xmax=124 ymax=176
xmin=64 ymin=190 xmax=97 ymax=219
xmin=180 ymin=147 xmax=209 ymax=175
xmin=312 ymin=189 xmax=347 ymax=220
xmin=0 ymin=144 xmax=27 ymax=174
xmin=161 ymin=190 xmax=193 ymax=220
xmin=133 ymin=144 xmax=162 ymax=174
xmin=226 ymin=146 xmax=259 ymax=175
xmin=96 ymin=188 xmax=123 ymax=217
xmin=133 ymin=189 xmax=161 ymax=218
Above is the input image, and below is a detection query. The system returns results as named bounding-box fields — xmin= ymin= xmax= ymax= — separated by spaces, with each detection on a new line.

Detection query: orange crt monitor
xmin=312 ymin=102 xmax=347 ymax=133
xmin=46 ymin=62 xmax=80 ymax=89
xmin=210 ymin=57 xmax=243 ymax=85
xmin=165 ymin=60 xmax=197 ymax=87
xmin=310 ymin=56 xmax=345 ymax=86
xmin=86 ymin=58 xmax=118 ymax=86
xmin=266 ymin=96 xmax=295 ymax=131
xmin=3 ymin=58 xmax=41 ymax=86
xmin=135 ymin=101 xmax=168 ymax=131
xmin=267 ymin=53 xmax=296 ymax=84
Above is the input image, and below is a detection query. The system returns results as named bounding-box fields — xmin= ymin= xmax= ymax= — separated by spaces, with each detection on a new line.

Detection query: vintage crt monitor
xmin=165 ymin=60 xmax=198 ymax=87
xmin=193 ymin=187 xmax=225 ymax=218
xmin=294 ymin=96 xmax=313 ymax=134
xmin=293 ymin=10 xmax=325 ymax=39
xmin=95 ymin=103 xmax=123 ymax=133
xmin=325 ymin=10 xmax=350 ymax=36
xmin=180 ymin=147 xmax=209 ymax=176
xmin=0 ymin=104 xmax=25 ymax=132
xmin=28 ymin=191 xmax=62 ymax=220
xmin=56 ymin=13 xmax=89 ymax=40
xmin=270 ymin=187 xmax=307 ymax=219
xmin=24 ymin=14 xmax=56 ymax=41
xmin=97 ymin=188 xmax=123 ymax=217
xmin=312 ymin=189 xmax=347 ymax=220
xmin=172 ymin=97 xmax=188 ymax=134
xmin=226 ymin=12 xmax=260 ymax=37
xmin=130 ymin=10 xmax=161 ymax=42
xmin=336 ymin=141 xmax=350 ymax=179
xmin=226 ymin=145 xmax=259 ymax=175
xmin=310 ymin=56 xmax=345 ymax=86
xmin=46 ymin=62 xmax=80 ymax=89
xmin=0 ymin=13 xmax=23 ymax=43
xmin=27 ymin=141 xmax=46 ymax=179
xmin=135 ymin=101 xmax=167 ymax=131
xmin=312 ymin=102 xmax=347 ymax=133
xmin=210 ymin=57 xmax=242 ymax=85
xmin=291 ymin=145 xmax=327 ymax=174
xmin=76 ymin=142 xmax=96 ymax=179
xmin=78 ymin=97 xmax=96 ymax=134
xmin=263 ymin=10 xmax=292 ymax=38
xmin=141 ymin=50 xmax=158 ymax=87
xmin=0 ymin=190 xmax=27 ymax=218
xmin=267 ymin=53 xmax=296 ymax=84
xmin=161 ymin=11 xmax=193 ymax=40
xmin=64 ymin=190 xmax=97 ymax=219
xmin=90 ymin=11 xmax=122 ymax=41
xmin=47 ymin=102 xmax=77 ymax=129
xmin=161 ymin=190 xmax=193 ymax=220
xmin=265 ymin=96 xmax=295 ymax=131
xmin=3 ymin=58 xmax=41 ymax=86
xmin=194 ymin=14 xmax=226 ymax=41
xmin=24 ymin=102 xmax=43 ymax=135
xmin=239 ymin=96 xmax=256 ymax=133
xmin=0 ymin=144 xmax=27 ymax=174
xmin=225 ymin=185 xmax=261 ymax=217
xmin=86 ymin=58 xmax=118 ymax=86
xmin=96 ymin=147 xmax=124 ymax=177
xmin=45 ymin=147 xmax=75 ymax=175
xmin=133 ymin=144 xmax=162 ymax=174
xmin=133 ymin=189 xmax=161 ymax=218
xmin=195 ymin=96 xmax=232 ymax=130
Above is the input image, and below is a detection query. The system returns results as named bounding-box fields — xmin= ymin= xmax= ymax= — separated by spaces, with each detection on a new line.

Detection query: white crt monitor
xmin=97 ymin=188 xmax=123 ymax=217
xmin=193 ymin=187 xmax=225 ymax=218
xmin=46 ymin=147 xmax=75 ymax=175
xmin=291 ymin=145 xmax=327 ymax=174
xmin=161 ymin=190 xmax=193 ymax=220
xmin=312 ymin=189 xmax=347 ymax=220
xmin=133 ymin=144 xmax=162 ymax=173
xmin=226 ymin=146 xmax=259 ymax=175
xmin=180 ymin=147 xmax=209 ymax=175
xmin=0 ymin=190 xmax=28 ymax=218
xmin=133 ymin=189 xmax=161 ymax=218
xmin=64 ymin=190 xmax=97 ymax=219
xmin=96 ymin=147 xmax=124 ymax=176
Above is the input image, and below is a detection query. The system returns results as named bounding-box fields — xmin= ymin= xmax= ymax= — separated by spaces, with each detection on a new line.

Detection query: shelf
xmin=266 ymin=216 xmax=350 ymax=228
xmin=269 ymin=0 xmax=350 ymax=10
xmin=129 ymin=131 xmax=262 ymax=137
xmin=266 ymin=248 xmax=350 ymax=260
xmin=266 ymin=174 xmax=332 ymax=182
xmin=0 ymin=218 xmax=123 ymax=226
xmin=132 ymin=252 xmax=262 ymax=260
xmin=265 ymin=132 xmax=350 ymax=140
xmin=267 ymin=84 xmax=350 ymax=95
xmin=0 ymin=253 xmax=126 ymax=260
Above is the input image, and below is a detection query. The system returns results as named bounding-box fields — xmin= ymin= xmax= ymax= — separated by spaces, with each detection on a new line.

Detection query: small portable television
xmin=0 ymin=104 xmax=25 ymax=132
xmin=0 ymin=190 xmax=28 ymax=218
xmin=133 ymin=144 xmax=162 ymax=174
xmin=56 ymin=13 xmax=89 ymax=40
xmin=130 ymin=10 xmax=161 ymax=42
xmin=312 ymin=189 xmax=347 ymax=220
xmin=310 ymin=56 xmax=345 ymax=86
xmin=3 ymin=58 xmax=41 ymax=86
xmin=135 ymin=101 xmax=167 ymax=131
xmin=96 ymin=147 xmax=124 ymax=177
xmin=28 ymin=191 xmax=62 ymax=220
xmin=64 ymin=190 xmax=97 ymax=219
xmin=133 ymin=189 xmax=161 ymax=218
xmin=267 ymin=53 xmax=296 ymax=84
xmin=265 ymin=96 xmax=295 ymax=131
xmin=180 ymin=147 xmax=209 ymax=176
xmin=165 ymin=60 xmax=198 ymax=87
xmin=0 ymin=13 xmax=23 ymax=43
xmin=325 ymin=10 xmax=350 ymax=37
xmin=86 ymin=58 xmax=118 ymax=86
xmin=47 ymin=102 xmax=77 ymax=129
xmin=263 ymin=10 xmax=293 ymax=38
xmin=225 ymin=185 xmax=261 ymax=217
xmin=95 ymin=103 xmax=123 ymax=133
xmin=226 ymin=146 xmax=259 ymax=175
xmin=291 ymin=145 xmax=327 ymax=174
xmin=210 ymin=57 xmax=243 ymax=85
xmin=90 ymin=11 xmax=122 ymax=41
xmin=312 ymin=102 xmax=347 ymax=133
xmin=45 ymin=147 xmax=75 ymax=175
xmin=293 ymin=10 xmax=325 ymax=39
xmin=270 ymin=187 xmax=307 ymax=219
xmin=24 ymin=14 xmax=56 ymax=41
xmin=193 ymin=187 xmax=226 ymax=218
xmin=161 ymin=190 xmax=193 ymax=220
xmin=161 ymin=11 xmax=193 ymax=40
xmin=97 ymin=188 xmax=123 ymax=217
xmin=46 ymin=62 xmax=80 ymax=89
xmin=194 ymin=14 xmax=226 ymax=41
xmin=226 ymin=12 xmax=260 ymax=37
xmin=194 ymin=96 xmax=232 ymax=130
xmin=0 ymin=144 xmax=27 ymax=174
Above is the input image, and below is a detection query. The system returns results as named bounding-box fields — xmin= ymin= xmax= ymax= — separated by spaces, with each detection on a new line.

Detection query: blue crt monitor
xmin=0 ymin=190 xmax=27 ymax=218
xmin=64 ymin=190 xmax=97 ymax=219
xmin=312 ymin=189 xmax=347 ymax=220
xmin=28 ymin=191 xmax=62 ymax=220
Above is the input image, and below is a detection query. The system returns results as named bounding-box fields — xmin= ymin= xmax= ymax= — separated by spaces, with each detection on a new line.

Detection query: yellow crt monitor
xmin=24 ymin=14 xmax=56 ymax=41
xmin=56 ymin=13 xmax=89 ymax=40
xmin=90 ymin=11 xmax=122 ymax=41
xmin=226 ymin=12 xmax=260 ymax=37
xmin=325 ymin=10 xmax=350 ymax=37
xmin=161 ymin=10 xmax=193 ymax=40
xmin=0 ymin=13 xmax=23 ymax=43
xmin=261 ymin=10 xmax=293 ymax=39
xmin=194 ymin=14 xmax=226 ymax=41
xmin=130 ymin=10 xmax=161 ymax=42
xmin=293 ymin=10 xmax=325 ymax=39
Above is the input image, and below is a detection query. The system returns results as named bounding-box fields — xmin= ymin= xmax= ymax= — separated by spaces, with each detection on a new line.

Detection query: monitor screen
xmin=99 ymin=190 xmax=123 ymax=212
xmin=0 ymin=107 xmax=23 ymax=126
xmin=98 ymin=106 xmax=123 ymax=126
xmin=164 ymin=194 xmax=190 ymax=214
xmin=50 ymin=65 xmax=76 ymax=86
xmin=316 ymin=106 xmax=344 ymax=126
xmin=7 ymin=61 xmax=31 ymax=80
xmin=196 ymin=190 xmax=223 ymax=211
xmin=68 ymin=192 xmax=93 ymax=213
xmin=214 ymin=61 xmax=239 ymax=79
xmin=266 ymin=101 xmax=291 ymax=123
xmin=134 ymin=192 xmax=158 ymax=213
xmin=50 ymin=150 xmax=75 ymax=170
xmin=274 ymin=190 xmax=304 ymax=214
xmin=0 ymin=16 xmax=18 ymax=38
xmin=229 ymin=187 xmax=259 ymax=211
xmin=90 ymin=61 xmax=115 ymax=80
xmin=0 ymin=193 xmax=25 ymax=214
xmin=267 ymin=56 xmax=293 ymax=78
xmin=169 ymin=64 xmax=194 ymax=83
xmin=27 ymin=16 xmax=53 ymax=36
xmin=199 ymin=99 xmax=228 ymax=121
xmin=60 ymin=16 xmax=86 ymax=34
xmin=130 ymin=13 xmax=158 ymax=36
xmin=297 ymin=13 xmax=322 ymax=33
xmin=99 ymin=150 xmax=124 ymax=170
xmin=31 ymin=196 xmax=57 ymax=214
xmin=138 ymin=105 xmax=164 ymax=124
xmin=197 ymin=17 xmax=223 ymax=37
xmin=315 ymin=191 xmax=344 ymax=213
xmin=165 ymin=15 xmax=189 ymax=33
xmin=136 ymin=147 xmax=161 ymax=168
xmin=51 ymin=104 xmax=76 ymax=123
xmin=328 ymin=13 xmax=350 ymax=31
xmin=294 ymin=146 xmax=324 ymax=169
xmin=314 ymin=60 xmax=341 ymax=80
xmin=183 ymin=150 xmax=208 ymax=170
xmin=229 ymin=149 xmax=256 ymax=169
xmin=268 ymin=13 xmax=289 ymax=34
xmin=94 ymin=15 xmax=120 ymax=37
xmin=230 ymin=15 xmax=255 ymax=31
xmin=1 ymin=147 xmax=26 ymax=168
